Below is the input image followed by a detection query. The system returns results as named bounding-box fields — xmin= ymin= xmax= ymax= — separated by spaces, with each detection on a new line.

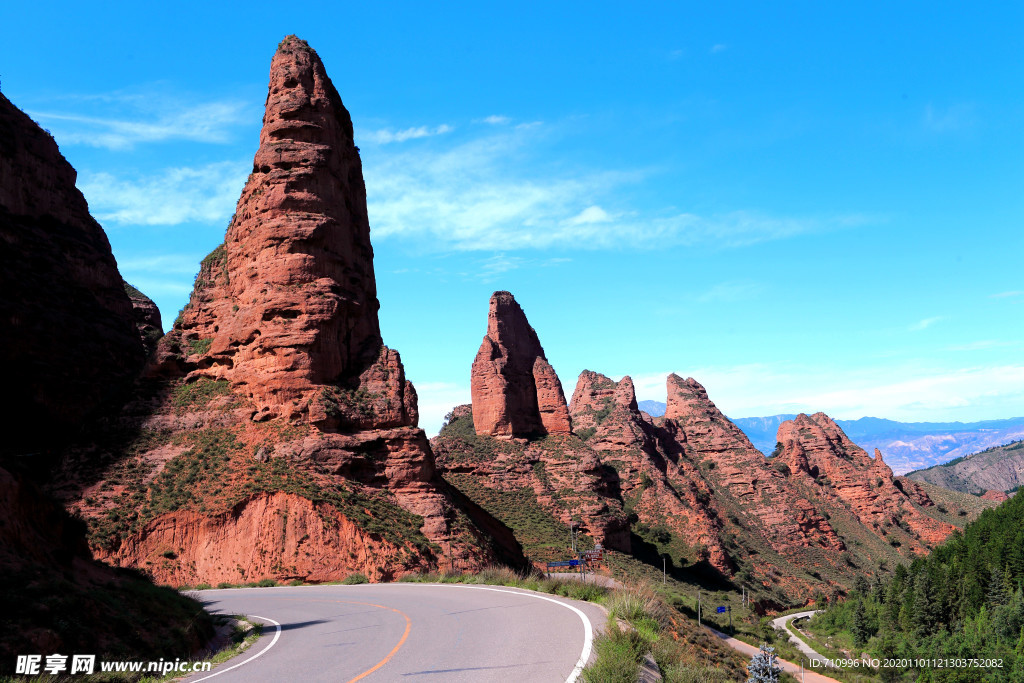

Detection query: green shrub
xmin=341 ymin=573 xmax=369 ymax=585
xmin=582 ymin=622 xmax=646 ymax=683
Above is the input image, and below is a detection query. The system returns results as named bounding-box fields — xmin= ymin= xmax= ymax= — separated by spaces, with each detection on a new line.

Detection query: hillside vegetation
xmin=907 ymin=440 xmax=1024 ymax=495
xmin=808 ymin=493 xmax=1024 ymax=681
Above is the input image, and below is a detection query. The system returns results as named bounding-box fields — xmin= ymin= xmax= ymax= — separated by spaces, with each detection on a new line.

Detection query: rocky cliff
xmin=0 ymin=92 xmax=144 ymax=452
xmin=434 ymin=297 xmax=627 ymax=561
xmin=55 ymin=37 xmax=523 ymax=584
xmin=776 ymin=412 xmax=955 ymax=549
xmin=124 ymin=281 xmax=163 ymax=356
xmin=471 ymin=291 xmax=572 ymax=437
xmin=0 ymin=91 xmax=213 ymax=665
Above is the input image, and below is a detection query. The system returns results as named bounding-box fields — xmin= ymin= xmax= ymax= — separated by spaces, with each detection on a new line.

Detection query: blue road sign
xmin=547 ymin=560 xmax=583 ymax=568
xmin=716 ymin=606 xmax=727 ymax=613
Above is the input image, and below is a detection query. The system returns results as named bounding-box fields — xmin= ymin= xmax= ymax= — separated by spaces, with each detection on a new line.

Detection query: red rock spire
xmin=471 ymin=291 xmax=571 ymax=437
xmin=173 ymin=36 xmax=389 ymax=421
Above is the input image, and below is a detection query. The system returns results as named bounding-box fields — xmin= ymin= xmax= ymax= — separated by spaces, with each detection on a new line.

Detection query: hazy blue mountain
xmin=637 ymin=400 xmax=666 ymax=416
xmin=635 ymin=398 xmax=1024 ymax=475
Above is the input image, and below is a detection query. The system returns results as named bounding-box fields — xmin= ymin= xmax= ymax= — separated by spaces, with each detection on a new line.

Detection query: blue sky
xmin=3 ymin=2 xmax=1022 ymax=435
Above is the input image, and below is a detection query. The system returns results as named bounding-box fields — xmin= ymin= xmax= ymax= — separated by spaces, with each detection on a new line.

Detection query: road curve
xmin=184 ymin=583 xmax=606 ymax=683
xmin=705 ymin=624 xmax=839 ymax=683
xmin=771 ymin=610 xmax=831 ymax=664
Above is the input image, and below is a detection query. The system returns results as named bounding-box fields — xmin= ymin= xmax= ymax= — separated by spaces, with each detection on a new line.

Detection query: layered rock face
xmin=777 ymin=413 xmax=955 ymax=549
xmin=0 ymin=92 xmax=144 ymax=450
xmin=569 ymin=371 xmax=730 ymax=570
xmin=164 ymin=35 xmax=396 ymax=424
xmin=663 ymin=375 xmax=844 ymax=554
xmin=56 ymin=37 xmax=523 ymax=583
xmin=471 ymin=291 xmax=571 ymax=437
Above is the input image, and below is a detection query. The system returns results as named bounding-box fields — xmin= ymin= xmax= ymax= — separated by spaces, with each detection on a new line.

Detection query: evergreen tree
xmin=746 ymin=644 xmax=781 ymax=683
xmin=851 ymin=599 xmax=870 ymax=647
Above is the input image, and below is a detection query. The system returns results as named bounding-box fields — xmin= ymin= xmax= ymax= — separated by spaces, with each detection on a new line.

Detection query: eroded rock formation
xmin=0 ymin=92 xmax=213 ymax=661
xmin=471 ymin=291 xmax=571 ymax=437
xmin=55 ymin=37 xmax=524 ymax=584
xmin=777 ymin=412 xmax=955 ymax=549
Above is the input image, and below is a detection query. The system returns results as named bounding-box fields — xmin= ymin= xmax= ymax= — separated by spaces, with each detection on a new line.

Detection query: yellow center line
xmin=344 ymin=601 xmax=412 ymax=683
xmin=251 ymin=594 xmax=412 ymax=682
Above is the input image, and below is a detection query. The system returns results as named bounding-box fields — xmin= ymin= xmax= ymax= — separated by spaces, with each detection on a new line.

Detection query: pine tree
xmin=747 ymin=643 xmax=782 ymax=683
xmin=851 ymin=599 xmax=870 ymax=647
xmin=989 ymin=566 xmax=1008 ymax=607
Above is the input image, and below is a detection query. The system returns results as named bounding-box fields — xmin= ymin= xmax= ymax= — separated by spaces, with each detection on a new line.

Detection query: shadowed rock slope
xmin=0 ymin=92 xmax=144 ymax=453
xmin=0 ymin=91 xmax=212 ymax=668
xmin=51 ymin=36 xmax=524 ymax=586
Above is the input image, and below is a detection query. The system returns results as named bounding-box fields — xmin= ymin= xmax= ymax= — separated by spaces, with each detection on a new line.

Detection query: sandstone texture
xmin=777 ymin=413 xmax=956 ymax=549
xmin=0 ymin=92 xmax=144 ymax=451
xmin=162 ymin=36 xmax=391 ymax=423
xmin=53 ymin=37 xmax=524 ymax=584
xmin=471 ymin=291 xmax=572 ymax=437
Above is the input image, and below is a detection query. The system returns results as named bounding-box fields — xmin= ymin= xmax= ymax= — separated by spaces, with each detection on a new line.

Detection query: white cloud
xmin=565 ymin=205 xmax=613 ymax=226
xmin=360 ymin=124 xmax=454 ymax=145
xmin=31 ymin=98 xmax=249 ymax=150
xmin=364 ymin=127 xmax=866 ymax=251
xmin=710 ymin=44 xmax=728 ymax=54
xmin=479 ymin=115 xmax=510 ymax=125
xmin=947 ymin=340 xmax=1016 ymax=352
xmin=991 ymin=291 xmax=1023 ymax=299
xmin=79 ymin=161 xmax=249 ymax=226
xmin=909 ymin=316 xmax=945 ymax=331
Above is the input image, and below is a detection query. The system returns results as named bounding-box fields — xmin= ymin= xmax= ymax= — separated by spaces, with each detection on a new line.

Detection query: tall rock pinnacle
xmin=170 ymin=36 xmax=399 ymax=423
xmin=471 ymin=291 xmax=571 ymax=437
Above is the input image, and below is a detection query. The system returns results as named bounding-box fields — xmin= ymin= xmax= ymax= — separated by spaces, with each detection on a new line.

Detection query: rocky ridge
xmin=776 ymin=413 xmax=955 ymax=549
xmin=440 ymin=312 xmax=969 ymax=600
xmin=906 ymin=439 xmax=1024 ymax=495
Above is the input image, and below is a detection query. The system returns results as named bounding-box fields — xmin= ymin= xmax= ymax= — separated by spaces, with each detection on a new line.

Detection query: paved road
xmin=184 ymin=584 xmax=606 ymax=683
xmin=771 ymin=610 xmax=832 ymax=665
xmin=706 ymin=624 xmax=839 ymax=683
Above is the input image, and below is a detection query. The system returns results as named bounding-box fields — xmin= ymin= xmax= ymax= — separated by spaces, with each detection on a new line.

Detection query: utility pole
xmin=697 ymin=590 xmax=701 ymax=627
xmin=728 ymin=605 xmax=732 ymax=634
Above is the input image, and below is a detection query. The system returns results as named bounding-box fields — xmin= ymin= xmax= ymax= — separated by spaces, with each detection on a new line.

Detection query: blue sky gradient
xmin=3 ymin=2 xmax=1021 ymax=434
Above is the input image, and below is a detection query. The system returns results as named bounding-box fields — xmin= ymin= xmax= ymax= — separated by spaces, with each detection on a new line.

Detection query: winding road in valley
xmin=183 ymin=584 xmax=605 ymax=683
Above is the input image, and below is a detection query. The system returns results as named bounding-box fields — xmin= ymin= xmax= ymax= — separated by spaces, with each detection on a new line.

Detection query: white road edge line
xmin=414 ymin=584 xmax=594 ymax=683
xmin=190 ymin=615 xmax=282 ymax=682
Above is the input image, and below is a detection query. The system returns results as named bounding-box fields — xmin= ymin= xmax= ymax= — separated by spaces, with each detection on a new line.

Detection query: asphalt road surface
xmin=771 ymin=610 xmax=831 ymax=664
xmin=184 ymin=583 xmax=606 ymax=683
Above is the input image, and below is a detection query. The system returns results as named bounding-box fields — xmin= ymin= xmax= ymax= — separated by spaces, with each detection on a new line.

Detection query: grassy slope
xmin=905 ymin=440 xmax=1024 ymax=494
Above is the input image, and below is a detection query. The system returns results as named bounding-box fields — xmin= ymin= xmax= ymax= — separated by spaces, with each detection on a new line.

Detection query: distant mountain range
xmin=636 ymin=401 xmax=1024 ymax=475
xmin=906 ymin=440 xmax=1024 ymax=494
